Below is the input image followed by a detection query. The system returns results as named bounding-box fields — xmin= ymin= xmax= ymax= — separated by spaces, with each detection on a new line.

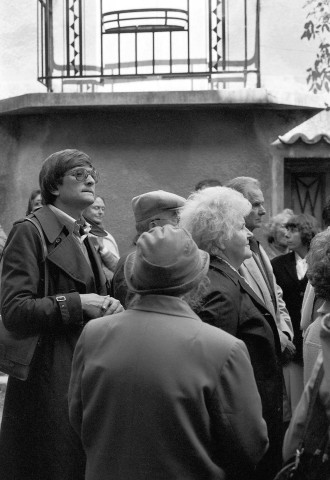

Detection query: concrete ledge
xmin=0 ymin=89 xmax=328 ymax=116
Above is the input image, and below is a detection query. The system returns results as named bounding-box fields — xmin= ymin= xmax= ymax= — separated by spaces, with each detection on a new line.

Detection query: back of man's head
xmin=39 ymin=149 xmax=92 ymax=205
xmin=132 ymin=190 xmax=185 ymax=235
xmin=225 ymin=177 xmax=261 ymax=198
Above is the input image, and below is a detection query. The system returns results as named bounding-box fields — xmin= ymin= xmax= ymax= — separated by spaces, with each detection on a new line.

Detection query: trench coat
xmin=198 ymin=257 xmax=283 ymax=480
xmin=69 ymin=294 xmax=269 ymax=480
xmin=0 ymin=206 xmax=108 ymax=480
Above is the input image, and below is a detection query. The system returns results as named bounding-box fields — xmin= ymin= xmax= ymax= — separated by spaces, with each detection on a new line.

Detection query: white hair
xmin=179 ymin=186 xmax=251 ymax=255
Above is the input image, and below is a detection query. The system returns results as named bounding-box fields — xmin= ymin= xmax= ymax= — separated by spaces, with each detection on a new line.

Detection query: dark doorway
xmin=284 ymin=158 xmax=330 ymax=228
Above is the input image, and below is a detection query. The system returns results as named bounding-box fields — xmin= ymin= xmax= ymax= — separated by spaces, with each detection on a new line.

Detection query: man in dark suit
xmin=0 ymin=149 xmax=123 ymax=480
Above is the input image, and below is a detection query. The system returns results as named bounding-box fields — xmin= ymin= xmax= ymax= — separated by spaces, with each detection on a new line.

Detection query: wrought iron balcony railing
xmin=37 ymin=0 xmax=260 ymax=92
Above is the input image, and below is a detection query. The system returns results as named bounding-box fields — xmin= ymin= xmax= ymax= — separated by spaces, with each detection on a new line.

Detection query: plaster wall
xmin=0 ymin=107 xmax=314 ymax=253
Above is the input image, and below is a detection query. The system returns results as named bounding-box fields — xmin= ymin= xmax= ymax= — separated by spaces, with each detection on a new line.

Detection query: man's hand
xmin=80 ymin=293 xmax=124 ymax=319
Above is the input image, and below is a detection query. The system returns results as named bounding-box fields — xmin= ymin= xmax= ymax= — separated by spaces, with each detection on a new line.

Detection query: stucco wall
xmin=0 ymin=107 xmax=314 ymax=253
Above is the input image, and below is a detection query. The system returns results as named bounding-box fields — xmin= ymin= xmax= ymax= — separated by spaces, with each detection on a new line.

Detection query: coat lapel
xmin=33 ymin=206 xmax=107 ymax=293
xmin=210 ymin=257 xmax=274 ymax=318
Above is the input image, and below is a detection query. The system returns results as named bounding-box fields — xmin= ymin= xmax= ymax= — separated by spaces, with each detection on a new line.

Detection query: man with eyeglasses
xmin=111 ymin=189 xmax=185 ymax=308
xmin=0 ymin=149 xmax=123 ymax=480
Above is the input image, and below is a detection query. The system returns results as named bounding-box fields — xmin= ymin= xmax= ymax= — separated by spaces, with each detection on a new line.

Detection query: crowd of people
xmin=0 ymin=148 xmax=329 ymax=480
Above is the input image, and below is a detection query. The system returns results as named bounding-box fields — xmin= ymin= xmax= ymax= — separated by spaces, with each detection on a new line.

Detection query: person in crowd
xmin=303 ymin=229 xmax=330 ymax=383
xmin=225 ymin=177 xmax=294 ymax=354
xmin=225 ymin=177 xmax=294 ymax=446
xmin=283 ymin=313 xmax=330 ymax=466
xmin=69 ymin=225 xmax=269 ymax=480
xmin=26 ymin=188 xmax=42 ymax=215
xmin=111 ymin=189 xmax=185 ymax=307
xmin=83 ymin=196 xmax=120 ymax=281
xmin=263 ymin=208 xmax=294 ymax=260
xmin=179 ymin=186 xmax=282 ymax=480
xmin=272 ymin=214 xmax=319 ymax=417
xmin=194 ymin=178 xmax=222 ymax=191
xmin=0 ymin=149 xmax=123 ymax=480
xmin=301 ymin=196 xmax=330 ymax=337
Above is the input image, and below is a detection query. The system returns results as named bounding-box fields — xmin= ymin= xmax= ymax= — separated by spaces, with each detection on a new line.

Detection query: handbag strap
xmin=25 ymin=217 xmax=49 ymax=296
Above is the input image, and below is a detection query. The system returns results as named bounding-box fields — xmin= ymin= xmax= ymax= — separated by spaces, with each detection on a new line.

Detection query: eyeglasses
xmin=65 ymin=167 xmax=99 ymax=184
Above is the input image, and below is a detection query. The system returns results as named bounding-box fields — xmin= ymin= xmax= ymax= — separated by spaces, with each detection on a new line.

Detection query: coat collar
xmin=32 ymin=206 xmax=107 ymax=293
xmin=33 ymin=205 xmax=67 ymax=243
xmin=210 ymin=256 xmax=275 ymax=316
xmin=129 ymin=294 xmax=202 ymax=321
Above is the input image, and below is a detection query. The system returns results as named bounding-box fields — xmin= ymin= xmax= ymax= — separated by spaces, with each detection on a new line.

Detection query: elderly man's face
xmin=84 ymin=197 xmax=105 ymax=225
xmin=245 ymin=188 xmax=266 ymax=231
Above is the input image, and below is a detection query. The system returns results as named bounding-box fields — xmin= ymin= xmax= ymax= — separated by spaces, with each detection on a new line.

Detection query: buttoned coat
xmin=198 ymin=257 xmax=283 ymax=480
xmin=0 ymin=206 xmax=108 ymax=480
xmin=69 ymin=295 xmax=269 ymax=480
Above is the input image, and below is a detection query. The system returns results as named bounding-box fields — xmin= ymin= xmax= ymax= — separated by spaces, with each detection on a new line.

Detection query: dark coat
xmin=271 ymin=251 xmax=308 ymax=363
xmin=69 ymin=295 xmax=269 ymax=480
xmin=0 ymin=206 xmax=108 ymax=480
xmin=198 ymin=257 xmax=283 ymax=480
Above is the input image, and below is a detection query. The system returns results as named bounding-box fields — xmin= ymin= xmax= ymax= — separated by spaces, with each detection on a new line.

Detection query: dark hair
xmin=286 ymin=213 xmax=319 ymax=249
xmin=194 ymin=179 xmax=222 ymax=191
xmin=322 ymin=196 xmax=330 ymax=228
xmin=26 ymin=189 xmax=41 ymax=215
xmin=306 ymin=229 xmax=330 ymax=300
xmin=39 ymin=149 xmax=93 ymax=205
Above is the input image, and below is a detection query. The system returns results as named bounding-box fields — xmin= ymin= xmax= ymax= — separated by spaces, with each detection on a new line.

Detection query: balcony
xmin=38 ymin=0 xmax=260 ymax=93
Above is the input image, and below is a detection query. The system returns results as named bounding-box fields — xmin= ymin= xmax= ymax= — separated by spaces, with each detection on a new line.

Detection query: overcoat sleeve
xmin=210 ymin=340 xmax=269 ymax=476
xmin=198 ymin=269 xmax=239 ymax=336
xmin=1 ymin=219 xmax=83 ymax=334
xmin=68 ymin=326 xmax=85 ymax=437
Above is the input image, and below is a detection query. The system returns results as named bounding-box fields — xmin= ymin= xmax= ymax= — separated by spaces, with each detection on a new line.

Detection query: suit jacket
xmin=0 ymin=206 xmax=108 ymax=480
xmin=69 ymin=295 xmax=269 ymax=480
xmin=239 ymin=243 xmax=294 ymax=344
xmin=198 ymin=257 xmax=283 ymax=480
xmin=271 ymin=251 xmax=308 ymax=362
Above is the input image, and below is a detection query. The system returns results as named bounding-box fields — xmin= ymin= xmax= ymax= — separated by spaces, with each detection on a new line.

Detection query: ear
xmin=50 ymin=188 xmax=60 ymax=197
xmin=215 ymin=239 xmax=226 ymax=252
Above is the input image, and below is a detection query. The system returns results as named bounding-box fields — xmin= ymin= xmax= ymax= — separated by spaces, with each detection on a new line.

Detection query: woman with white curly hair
xmin=180 ymin=186 xmax=283 ymax=480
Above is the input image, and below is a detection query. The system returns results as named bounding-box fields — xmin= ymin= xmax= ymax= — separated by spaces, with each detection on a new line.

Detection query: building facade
xmin=0 ymin=0 xmax=329 ymax=251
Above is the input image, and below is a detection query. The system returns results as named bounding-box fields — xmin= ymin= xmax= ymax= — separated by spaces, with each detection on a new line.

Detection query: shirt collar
xmin=47 ymin=204 xmax=90 ymax=240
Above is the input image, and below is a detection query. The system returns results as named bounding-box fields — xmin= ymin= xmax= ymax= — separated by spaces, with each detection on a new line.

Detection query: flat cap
xmin=132 ymin=190 xmax=186 ymax=223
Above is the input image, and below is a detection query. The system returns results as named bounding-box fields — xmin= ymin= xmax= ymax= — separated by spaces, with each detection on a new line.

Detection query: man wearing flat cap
xmin=69 ymin=225 xmax=269 ymax=480
xmin=111 ymin=190 xmax=185 ymax=307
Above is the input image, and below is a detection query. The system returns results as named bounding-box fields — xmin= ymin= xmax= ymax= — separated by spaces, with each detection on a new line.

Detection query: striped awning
xmin=279 ymin=109 xmax=330 ymax=144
